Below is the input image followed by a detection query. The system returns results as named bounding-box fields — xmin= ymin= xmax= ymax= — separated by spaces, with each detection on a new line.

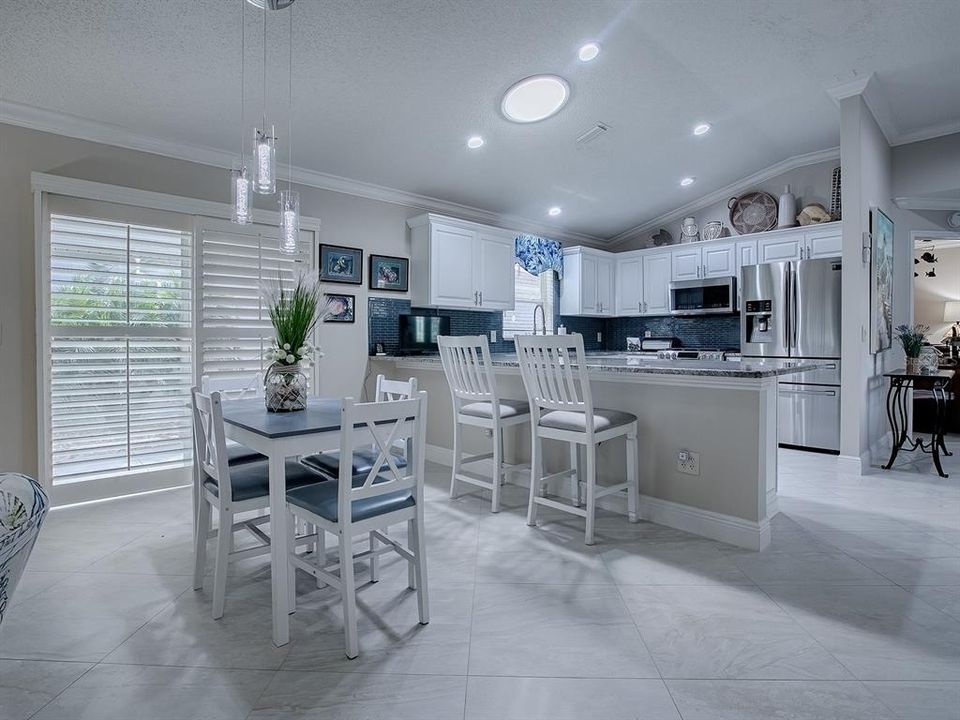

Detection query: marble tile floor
xmin=1 ymin=449 xmax=959 ymax=719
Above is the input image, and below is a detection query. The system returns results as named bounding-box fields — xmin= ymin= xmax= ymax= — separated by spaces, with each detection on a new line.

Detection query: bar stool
xmin=514 ymin=334 xmax=639 ymax=545
xmin=438 ymin=335 xmax=530 ymax=513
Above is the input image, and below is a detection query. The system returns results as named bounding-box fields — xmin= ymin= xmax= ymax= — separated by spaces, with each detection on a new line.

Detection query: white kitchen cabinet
xmin=561 ymin=247 xmax=615 ymax=316
xmin=736 ymin=239 xmax=758 ymax=268
xmin=615 ymin=254 xmax=644 ymax=316
xmin=804 ymin=226 xmax=842 ymax=259
xmin=755 ymin=222 xmax=842 ymax=263
xmin=702 ymin=241 xmax=736 ymax=277
xmin=408 ymin=214 xmax=516 ymax=310
xmin=671 ymin=247 xmax=702 ymax=281
xmin=758 ymin=233 xmax=802 ymax=262
xmin=642 ymin=252 xmax=671 ymax=315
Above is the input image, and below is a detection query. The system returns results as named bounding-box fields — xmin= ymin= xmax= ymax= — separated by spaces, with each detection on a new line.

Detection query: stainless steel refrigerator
xmin=741 ymin=258 xmax=842 ymax=453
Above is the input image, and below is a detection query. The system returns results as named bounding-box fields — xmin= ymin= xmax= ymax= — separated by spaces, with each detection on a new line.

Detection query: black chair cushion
xmin=286 ymin=476 xmax=414 ymax=523
xmin=203 ymin=459 xmax=327 ymax=503
xmin=225 ymin=444 xmax=266 ymax=466
xmin=300 ymin=448 xmax=407 ymax=480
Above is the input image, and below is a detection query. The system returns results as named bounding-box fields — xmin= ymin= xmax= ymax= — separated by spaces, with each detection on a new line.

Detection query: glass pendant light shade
xmin=279 ymin=189 xmax=300 ymax=255
xmin=253 ymin=125 xmax=277 ymax=194
xmin=231 ymin=164 xmax=253 ymax=224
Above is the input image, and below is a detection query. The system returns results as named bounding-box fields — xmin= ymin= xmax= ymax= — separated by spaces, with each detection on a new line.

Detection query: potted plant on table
xmin=260 ymin=273 xmax=328 ymax=412
xmin=894 ymin=323 xmax=930 ymax=375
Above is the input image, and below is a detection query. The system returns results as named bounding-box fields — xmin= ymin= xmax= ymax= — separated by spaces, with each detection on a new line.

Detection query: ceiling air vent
xmin=576 ymin=122 xmax=610 ymax=145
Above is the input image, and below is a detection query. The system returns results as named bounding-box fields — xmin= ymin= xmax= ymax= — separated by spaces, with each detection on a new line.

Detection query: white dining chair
xmin=299 ymin=374 xmax=418 ymax=582
xmin=514 ymin=334 xmax=640 ymax=545
xmin=438 ymin=335 xmax=530 ymax=513
xmin=285 ymin=392 xmax=430 ymax=659
xmin=191 ymin=388 xmax=327 ymax=618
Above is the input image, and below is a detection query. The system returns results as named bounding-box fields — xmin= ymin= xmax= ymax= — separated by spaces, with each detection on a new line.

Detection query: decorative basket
xmin=264 ymin=363 xmax=308 ymax=412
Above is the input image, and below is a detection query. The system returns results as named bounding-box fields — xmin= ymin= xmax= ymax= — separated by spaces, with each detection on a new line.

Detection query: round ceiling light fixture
xmin=578 ymin=42 xmax=600 ymax=62
xmin=548 ymin=206 xmax=562 ymax=217
xmin=467 ymin=135 xmax=485 ymax=149
xmin=680 ymin=177 xmax=696 ymax=187
xmin=693 ymin=123 xmax=711 ymax=136
xmin=501 ymin=75 xmax=570 ymax=123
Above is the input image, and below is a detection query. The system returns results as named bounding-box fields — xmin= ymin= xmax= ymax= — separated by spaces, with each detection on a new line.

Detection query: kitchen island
xmin=369 ymin=352 xmax=825 ymax=550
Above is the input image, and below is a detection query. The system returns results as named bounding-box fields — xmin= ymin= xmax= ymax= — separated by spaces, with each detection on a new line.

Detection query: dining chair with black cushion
xmin=285 ymin=392 xmax=429 ymax=659
xmin=514 ymin=333 xmax=640 ymax=545
xmin=191 ymin=388 xmax=327 ymax=619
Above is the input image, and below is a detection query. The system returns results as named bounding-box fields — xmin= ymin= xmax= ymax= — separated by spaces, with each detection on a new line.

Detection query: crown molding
xmin=894 ymin=196 xmax=960 ymax=211
xmin=891 ymin=120 xmax=960 ymax=147
xmin=607 ymin=147 xmax=840 ymax=247
xmin=2 ymin=100 xmax=604 ymax=246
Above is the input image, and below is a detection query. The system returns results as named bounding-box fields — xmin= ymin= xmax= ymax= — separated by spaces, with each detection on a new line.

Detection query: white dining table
xmin=220 ymin=397 xmax=351 ymax=647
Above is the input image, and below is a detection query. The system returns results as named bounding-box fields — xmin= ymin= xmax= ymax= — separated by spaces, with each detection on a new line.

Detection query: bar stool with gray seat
xmin=438 ymin=335 xmax=530 ymax=513
xmin=514 ymin=333 xmax=639 ymax=545
xmin=191 ymin=388 xmax=327 ymax=619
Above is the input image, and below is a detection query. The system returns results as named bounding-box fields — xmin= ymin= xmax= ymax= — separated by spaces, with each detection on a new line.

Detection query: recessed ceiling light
xmin=578 ymin=42 xmax=600 ymax=62
xmin=680 ymin=177 xmax=696 ymax=187
xmin=501 ymin=75 xmax=570 ymax=123
xmin=548 ymin=206 xmax=562 ymax=217
xmin=467 ymin=135 xmax=485 ymax=149
xmin=693 ymin=123 xmax=711 ymax=136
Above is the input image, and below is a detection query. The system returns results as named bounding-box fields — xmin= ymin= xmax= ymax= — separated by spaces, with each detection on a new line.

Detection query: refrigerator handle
xmin=791 ymin=267 xmax=799 ymax=351
xmin=784 ymin=266 xmax=791 ymax=350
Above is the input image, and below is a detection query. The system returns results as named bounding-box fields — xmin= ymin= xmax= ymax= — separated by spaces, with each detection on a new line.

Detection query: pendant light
xmin=231 ymin=0 xmax=252 ymax=224
xmin=253 ymin=0 xmax=276 ymax=194
xmin=278 ymin=1 xmax=299 ymax=254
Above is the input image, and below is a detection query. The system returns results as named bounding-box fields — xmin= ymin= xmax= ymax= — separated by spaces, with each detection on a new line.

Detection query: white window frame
xmin=32 ymin=173 xmax=320 ymax=505
xmin=502 ymin=265 xmax=556 ymax=338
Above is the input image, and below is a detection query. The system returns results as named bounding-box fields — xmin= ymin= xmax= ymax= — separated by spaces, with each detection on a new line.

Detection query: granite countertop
xmin=373 ymin=352 xmax=829 ymax=379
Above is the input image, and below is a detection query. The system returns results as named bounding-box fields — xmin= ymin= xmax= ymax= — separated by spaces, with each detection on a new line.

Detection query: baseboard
xmin=837 ymin=453 xmax=868 ymax=476
xmin=427 ymin=443 xmax=771 ymax=551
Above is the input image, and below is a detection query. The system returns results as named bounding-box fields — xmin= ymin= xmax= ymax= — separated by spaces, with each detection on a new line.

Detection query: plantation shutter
xmin=48 ymin=214 xmax=193 ymax=483
xmin=199 ymin=219 xmax=312 ymax=388
xmin=502 ymin=266 xmax=555 ymax=338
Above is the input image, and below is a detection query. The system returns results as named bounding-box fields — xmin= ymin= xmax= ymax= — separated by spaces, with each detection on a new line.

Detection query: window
xmin=502 ymin=265 xmax=555 ymax=338
xmin=48 ymin=214 xmax=193 ymax=483
xmin=198 ymin=218 xmax=312 ymax=389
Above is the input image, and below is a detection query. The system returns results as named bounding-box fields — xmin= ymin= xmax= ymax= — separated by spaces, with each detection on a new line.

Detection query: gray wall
xmin=914 ymin=245 xmax=960 ymax=340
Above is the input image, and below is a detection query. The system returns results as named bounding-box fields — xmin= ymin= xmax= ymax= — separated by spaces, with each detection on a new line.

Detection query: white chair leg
xmin=317 ymin=528 xmax=327 ymax=588
xmin=626 ymin=430 xmax=639 ymax=523
xmin=569 ymin=442 xmax=581 ymax=507
xmin=406 ymin=519 xmax=417 ymax=590
xmin=527 ymin=432 xmax=542 ymax=526
xmin=585 ymin=443 xmax=597 ymax=546
xmin=412 ymin=512 xmax=430 ymax=624
xmin=369 ymin=531 xmax=380 ymax=582
xmin=491 ymin=426 xmax=502 ymax=513
xmin=339 ymin=532 xmax=359 ymax=659
xmin=212 ymin=507 xmax=232 ymax=619
xmin=449 ymin=420 xmax=462 ymax=499
xmin=287 ymin=512 xmax=298 ymax=614
xmin=193 ymin=498 xmax=211 ymax=590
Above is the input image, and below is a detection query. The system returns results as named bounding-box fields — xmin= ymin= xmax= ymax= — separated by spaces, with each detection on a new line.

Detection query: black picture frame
xmin=369 ymin=254 xmax=409 ymax=292
xmin=319 ymin=244 xmax=363 ymax=285
xmin=323 ymin=293 xmax=355 ymax=323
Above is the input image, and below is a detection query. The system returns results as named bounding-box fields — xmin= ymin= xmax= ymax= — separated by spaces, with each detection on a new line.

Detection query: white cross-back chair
xmin=438 ymin=335 xmax=530 ymax=513
xmin=514 ymin=334 xmax=639 ymax=545
xmin=191 ymin=388 xmax=325 ymax=618
xmin=285 ymin=392 xmax=430 ymax=659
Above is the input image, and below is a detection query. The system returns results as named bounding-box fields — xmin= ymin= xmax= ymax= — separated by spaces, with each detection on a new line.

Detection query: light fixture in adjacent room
xmin=578 ymin=42 xmax=600 ymax=62
xmin=548 ymin=206 xmax=562 ymax=217
xmin=467 ymin=135 xmax=485 ymax=149
xmin=680 ymin=176 xmax=696 ymax=187
xmin=231 ymin=0 xmax=252 ymax=224
xmin=693 ymin=123 xmax=711 ymax=136
xmin=253 ymin=0 xmax=278 ymax=194
xmin=278 ymin=0 xmax=299 ymax=254
xmin=501 ymin=75 xmax=570 ymax=123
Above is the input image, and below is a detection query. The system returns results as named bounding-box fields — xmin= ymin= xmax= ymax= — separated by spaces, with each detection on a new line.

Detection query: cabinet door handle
xmin=474 ymin=291 xmax=478 ymax=305
xmin=479 ymin=290 xmax=483 ymax=306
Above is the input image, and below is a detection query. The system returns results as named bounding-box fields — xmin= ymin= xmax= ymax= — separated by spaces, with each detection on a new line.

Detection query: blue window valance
xmin=515 ymin=234 xmax=563 ymax=278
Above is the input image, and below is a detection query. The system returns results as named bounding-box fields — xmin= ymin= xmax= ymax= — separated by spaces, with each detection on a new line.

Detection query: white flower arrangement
xmin=259 ymin=273 xmax=332 ymax=371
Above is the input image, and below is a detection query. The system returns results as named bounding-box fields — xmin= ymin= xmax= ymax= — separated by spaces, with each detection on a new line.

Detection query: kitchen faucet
xmin=533 ymin=303 xmax=547 ymax=335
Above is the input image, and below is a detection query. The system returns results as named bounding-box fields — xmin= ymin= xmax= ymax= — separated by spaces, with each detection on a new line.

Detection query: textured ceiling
xmin=2 ymin=0 xmax=959 ymax=239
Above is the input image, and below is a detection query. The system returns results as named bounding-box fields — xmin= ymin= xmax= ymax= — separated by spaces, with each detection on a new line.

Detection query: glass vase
xmin=264 ymin=363 xmax=307 ymax=412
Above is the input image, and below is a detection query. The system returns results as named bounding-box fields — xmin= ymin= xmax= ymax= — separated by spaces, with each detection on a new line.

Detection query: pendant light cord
xmin=288 ymin=2 xmax=293 ymax=190
xmin=262 ymin=0 xmax=267 ymax=129
xmin=239 ymin=0 xmax=245 ymax=158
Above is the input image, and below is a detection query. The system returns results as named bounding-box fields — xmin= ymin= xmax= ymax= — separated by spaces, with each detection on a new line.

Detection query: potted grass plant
xmin=260 ymin=273 xmax=329 ymax=412
xmin=894 ymin=323 xmax=929 ymax=375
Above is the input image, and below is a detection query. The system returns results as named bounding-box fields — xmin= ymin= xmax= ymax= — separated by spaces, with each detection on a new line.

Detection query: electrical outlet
xmin=597 ymin=331 xmax=602 ymax=343
xmin=489 ymin=330 xmax=497 ymax=343
xmin=644 ymin=330 xmax=652 ymax=338
xmin=677 ymin=450 xmax=700 ymax=476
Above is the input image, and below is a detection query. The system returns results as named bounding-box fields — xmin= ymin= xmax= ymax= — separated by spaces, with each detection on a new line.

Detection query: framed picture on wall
xmin=870 ymin=207 xmax=894 ymax=354
xmin=323 ymin=293 xmax=355 ymax=323
xmin=319 ymin=244 xmax=363 ymax=284
xmin=369 ymin=254 xmax=409 ymax=292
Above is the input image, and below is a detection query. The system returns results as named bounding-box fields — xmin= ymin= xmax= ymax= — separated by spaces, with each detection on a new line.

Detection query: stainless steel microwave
xmin=669 ymin=276 xmax=738 ymax=316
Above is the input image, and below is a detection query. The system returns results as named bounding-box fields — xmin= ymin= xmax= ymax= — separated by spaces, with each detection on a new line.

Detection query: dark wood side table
xmin=883 ymin=369 xmax=953 ymax=478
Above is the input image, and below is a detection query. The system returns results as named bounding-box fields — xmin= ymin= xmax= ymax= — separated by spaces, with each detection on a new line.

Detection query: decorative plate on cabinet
xmin=727 ymin=192 xmax=778 ymax=234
